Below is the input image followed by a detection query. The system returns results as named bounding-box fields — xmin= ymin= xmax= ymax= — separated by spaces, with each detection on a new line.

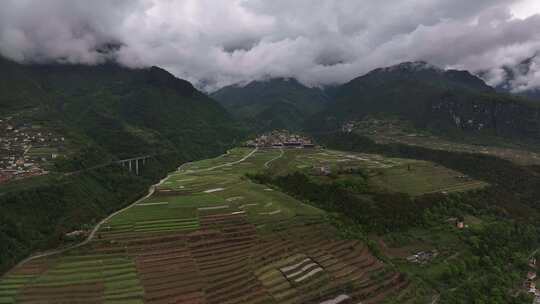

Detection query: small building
xmin=406 ymin=250 xmax=439 ymax=264
xmin=318 ymin=166 xmax=332 ymax=176
xmin=528 ymin=271 xmax=537 ymax=280
xmin=65 ymin=230 xmax=87 ymax=240
xmin=526 ymin=280 xmax=537 ymax=293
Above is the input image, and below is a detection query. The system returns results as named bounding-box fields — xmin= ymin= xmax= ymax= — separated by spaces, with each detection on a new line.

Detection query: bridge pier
xmin=116 ymin=155 xmax=152 ymax=176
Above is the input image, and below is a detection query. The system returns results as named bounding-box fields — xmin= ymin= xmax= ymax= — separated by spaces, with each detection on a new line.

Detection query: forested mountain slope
xmin=0 ymin=58 xmax=244 ymax=274
xmin=0 ymin=58 xmax=244 ymax=161
xmin=212 ymin=78 xmax=329 ymax=131
xmin=307 ymin=61 xmax=540 ymax=142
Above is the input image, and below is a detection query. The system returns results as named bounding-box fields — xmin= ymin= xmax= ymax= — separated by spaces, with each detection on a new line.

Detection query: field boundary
xmin=4 ymin=148 xmax=258 ymax=278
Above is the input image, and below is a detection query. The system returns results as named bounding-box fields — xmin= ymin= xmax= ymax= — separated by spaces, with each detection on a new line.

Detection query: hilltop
xmin=211 ymin=78 xmax=329 ymax=131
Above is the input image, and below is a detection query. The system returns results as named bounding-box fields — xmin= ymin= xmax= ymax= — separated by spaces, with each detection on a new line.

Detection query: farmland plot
xmin=2 ymin=147 xmax=470 ymax=303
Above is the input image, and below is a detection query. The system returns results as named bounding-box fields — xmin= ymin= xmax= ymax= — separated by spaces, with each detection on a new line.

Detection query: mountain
xmin=0 ymin=58 xmax=244 ymax=273
xmin=307 ymin=61 xmax=540 ymax=142
xmin=0 ymin=58 xmax=244 ymax=162
xmin=211 ymin=78 xmax=329 ymax=131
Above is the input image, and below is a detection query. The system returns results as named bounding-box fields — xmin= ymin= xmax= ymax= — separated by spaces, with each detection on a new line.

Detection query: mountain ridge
xmin=302 ymin=61 xmax=540 ymax=144
xmin=0 ymin=57 xmax=244 ymax=162
xmin=211 ymin=77 xmax=329 ymax=131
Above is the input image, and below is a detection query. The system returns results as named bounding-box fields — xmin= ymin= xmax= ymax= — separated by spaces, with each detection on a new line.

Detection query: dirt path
xmin=183 ymin=148 xmax=258 ymax=173
xmin=264 ymin=148 xmax=284 ymax=168
xmin=23 ymin=145 xmax=32 ymax=156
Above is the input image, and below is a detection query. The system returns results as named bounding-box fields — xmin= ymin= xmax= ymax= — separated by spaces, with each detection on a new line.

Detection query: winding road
xmin=264 ymin=148 xmax=284 ymax=168
xmin=5 ymin=148 xmax=258 ymax=276
xmin=184 ymin=147 xmax=258 ymax=173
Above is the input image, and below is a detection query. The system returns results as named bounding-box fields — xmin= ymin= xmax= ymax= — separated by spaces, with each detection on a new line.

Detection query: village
xmin=245 ymin=130 xmax=316 ymax=148
xmin=0 ymin=116 xmax=65 ymax=184
xmin=524 ymin=255 xmax=540 ymax=302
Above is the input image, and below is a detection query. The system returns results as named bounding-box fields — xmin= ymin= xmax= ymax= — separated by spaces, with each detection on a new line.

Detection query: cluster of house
xmin=245 ymin=130 xmax=316 ymax=148
xmin=406 ymin=250 xmax=439 ymax=265
xmin=0 ymin=117 xmax=64 ymax=184
xmin=525 ymin=257 xmax=539 ymax=298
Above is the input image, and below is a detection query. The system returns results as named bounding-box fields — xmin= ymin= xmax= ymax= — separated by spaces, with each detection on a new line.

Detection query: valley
xmin=3 ymin=2 xmax=540 ymax=302
xmin=2 ymin=55 xmax=540 ymax=304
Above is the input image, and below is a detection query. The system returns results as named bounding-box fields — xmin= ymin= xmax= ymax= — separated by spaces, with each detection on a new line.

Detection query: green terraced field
xmin=267 ymin=148 xmax=487 ymax=196
xmin=1 ymin=147 xmax=483 ymax=303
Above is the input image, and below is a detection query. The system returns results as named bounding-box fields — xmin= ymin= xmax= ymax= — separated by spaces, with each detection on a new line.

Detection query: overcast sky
xmin=1 ymin=0 xmax=540 ymax=92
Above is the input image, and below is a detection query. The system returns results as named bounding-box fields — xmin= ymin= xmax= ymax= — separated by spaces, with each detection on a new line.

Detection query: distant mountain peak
xmin=211 ymin=76 xmax=329 ymax=131
xmin=224 ymin=77 xmax=302 ymax=90
xmin=380 ymin=61 xmax=443 ymax=73
xmin=350 ymin=61 xmax=492 ymax=93
xmin=248 ymin=77 xmax=302 ymax=86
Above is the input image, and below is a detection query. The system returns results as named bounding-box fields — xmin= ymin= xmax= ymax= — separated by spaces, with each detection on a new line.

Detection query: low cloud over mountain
xmin=1 ymin=0 xmax=540 ymax=92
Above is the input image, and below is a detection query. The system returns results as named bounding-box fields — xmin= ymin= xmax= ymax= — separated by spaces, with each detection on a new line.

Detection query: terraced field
xmin=0 ymin=147 xmax=478 ymax=303
xmin=268 ymin=149 xmax=488 ymax=196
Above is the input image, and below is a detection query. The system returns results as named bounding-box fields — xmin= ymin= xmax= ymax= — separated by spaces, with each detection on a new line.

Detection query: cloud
xmin=510 ymin=56 xmax=540 ymax=92
xmin=0 ymin=0 xmax=139 ymax=63
xmin=1 ymin=0 xmax=540 ymax=92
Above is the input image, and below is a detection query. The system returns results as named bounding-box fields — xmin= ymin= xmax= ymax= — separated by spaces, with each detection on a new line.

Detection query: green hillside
xmin=306 ymin=61 xmax=540 ymax=142
xmin=0 ymin=58 xmax=245 ymax=274
xmin=0 ymin=60 xmax=244 ymax=160
xmin=211 ymin=78 xmax=329 ymax=131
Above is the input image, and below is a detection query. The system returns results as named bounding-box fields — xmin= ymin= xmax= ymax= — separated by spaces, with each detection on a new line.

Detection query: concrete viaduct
xmin=116 ymin=155 xmax=153 ymax=175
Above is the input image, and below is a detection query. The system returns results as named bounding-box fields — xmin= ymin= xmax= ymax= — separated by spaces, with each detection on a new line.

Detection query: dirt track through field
xmin=264 ymin=148 xmax=284 ymax=168
xmin=4 ymin=148 xmax=258 ymax=277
